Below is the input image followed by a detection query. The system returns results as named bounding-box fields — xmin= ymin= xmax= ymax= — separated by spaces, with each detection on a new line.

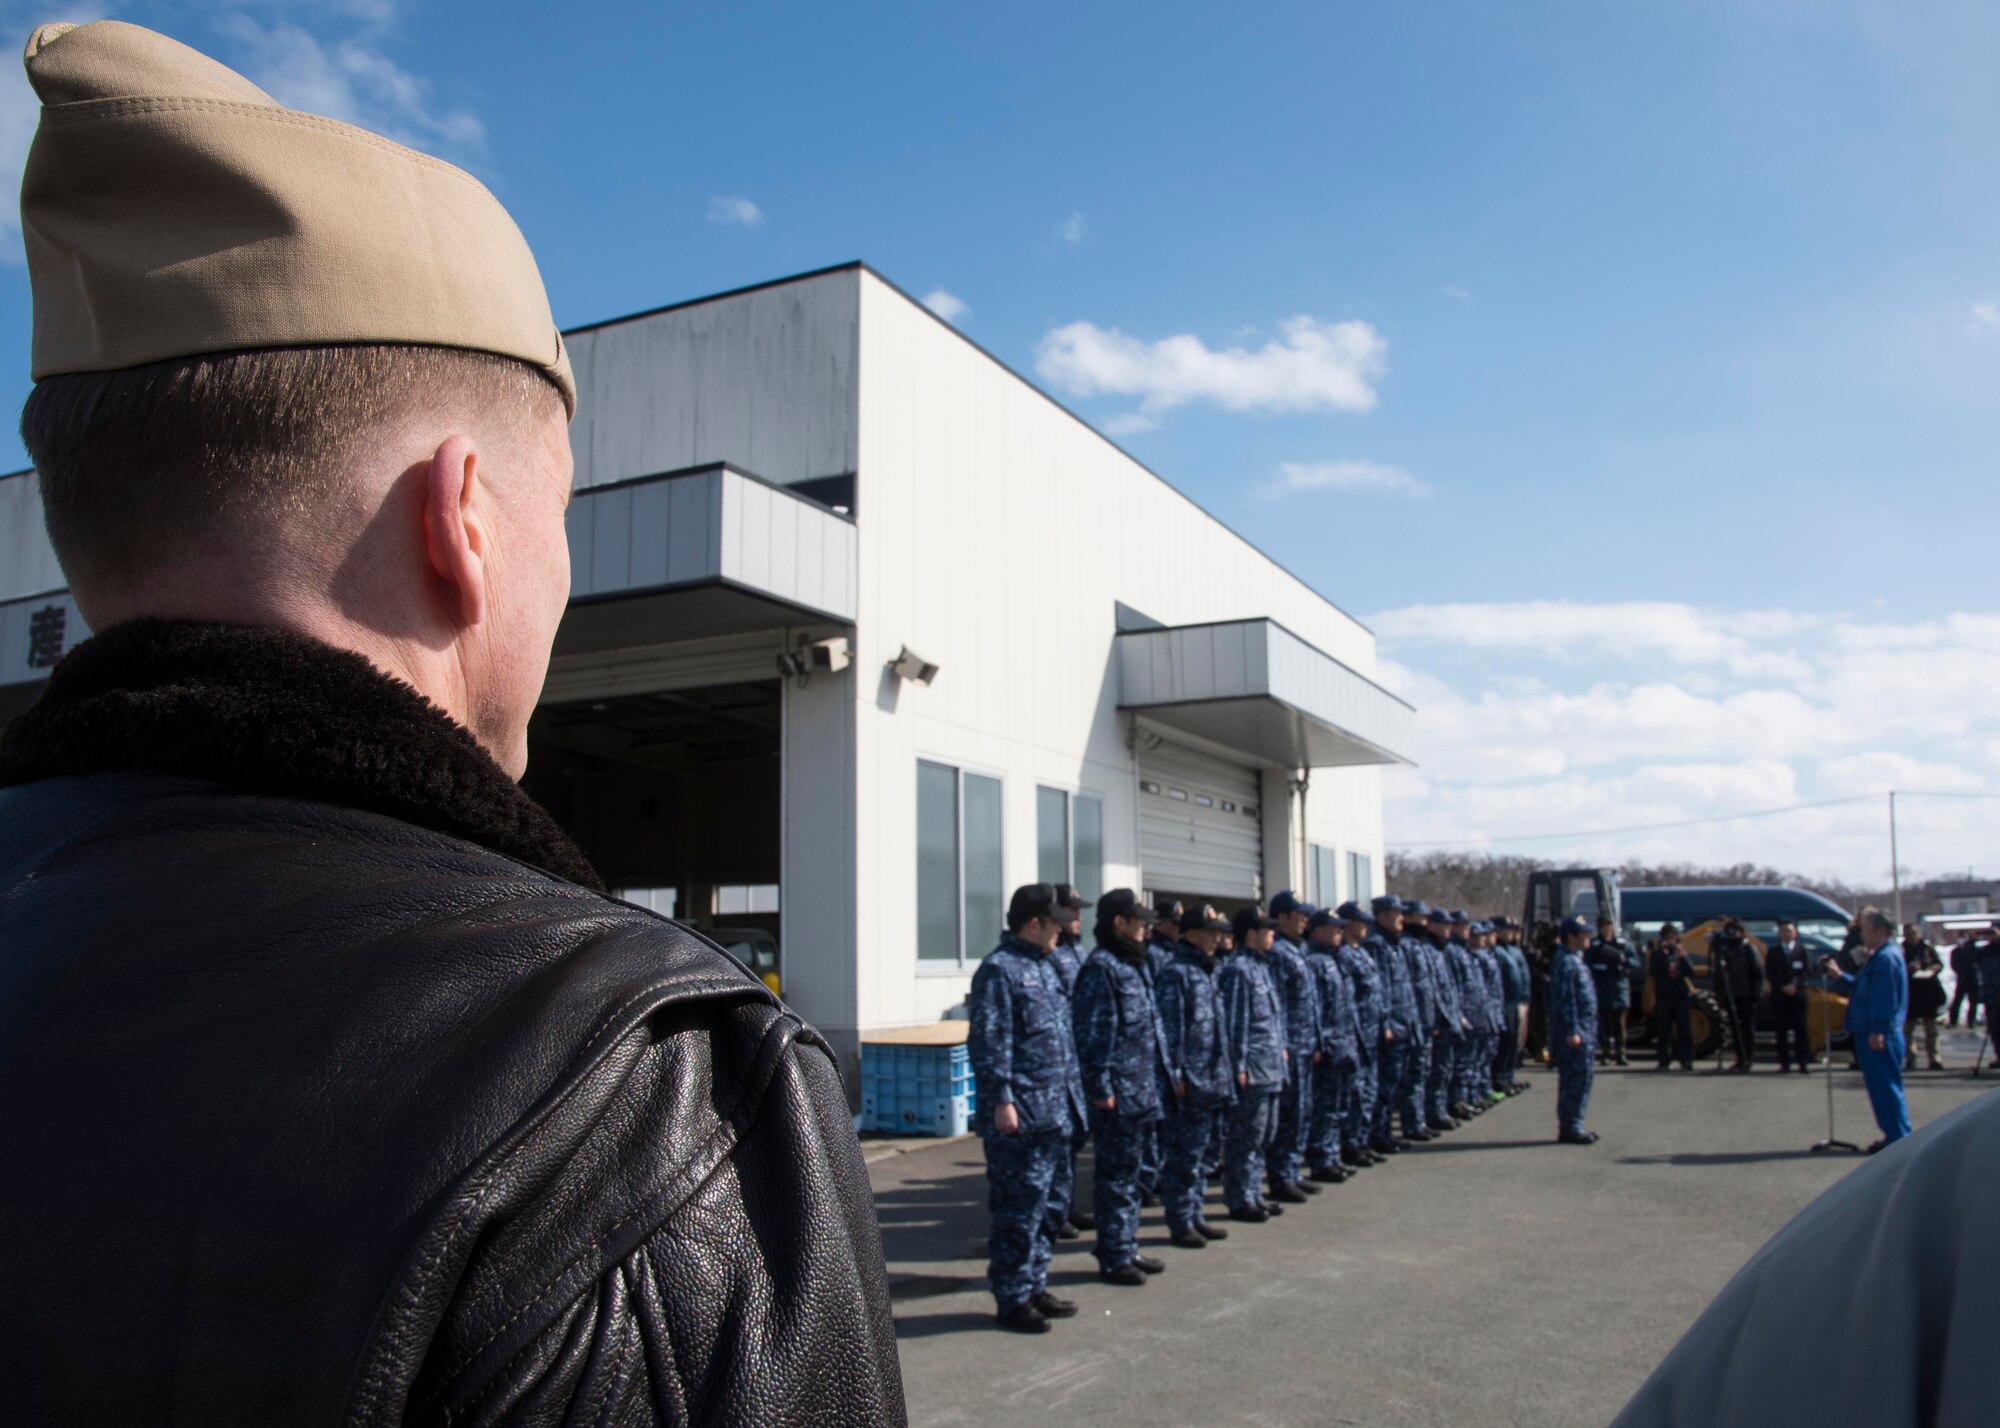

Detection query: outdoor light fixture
xmin=806 ymin=636 xmax=852 ymax=674
xmin=890 ymin=645 xmax=939 ymax=686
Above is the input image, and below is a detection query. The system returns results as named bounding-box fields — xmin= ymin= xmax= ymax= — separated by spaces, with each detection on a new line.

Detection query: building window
xmin=1036 ymin=785 xmax=1105 ymax=903
xmin=1346 ymin=850 xmax=1372 ymax=903
xmin=1036 ymin=785 xmax=1070 ymax=886
xmin=615 ymin=886 xmax=678 ymax=918
xmin=1311 ymin=844 xmax=1339 ymax=908
xmin=918 ymin=760 xmax=1004 ymax=966
xmin=715 ymin=883 xmax=779 ymax=916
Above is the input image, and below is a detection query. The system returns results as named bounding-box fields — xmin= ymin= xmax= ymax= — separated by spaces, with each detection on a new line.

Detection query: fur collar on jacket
xmin=0 ymin=618 xmax=602 ymax=889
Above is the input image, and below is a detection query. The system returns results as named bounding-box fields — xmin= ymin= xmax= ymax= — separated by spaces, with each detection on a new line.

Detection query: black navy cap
xmin=1232 ymin=905 xmax=1274 ymax=937
xmin=1053 ymin=883 xmax=1085 ymax=912
xmin=1182 ymin=907 xmax=1230 ymax=934
xmin=1371 ymin=893 xmax=1405 ymax=913
xmin=1559 ymin=914 xmax=1592 ymax=937
xmin=1097 ymin=887 xmax=1150 ymax=923
xmin=1450 ymin=909 xmax=1471 ymax=925
xmin=1335 ymin=901 xmax=1370 ymax=923
xmin=1269 ymin=889 xmax=1313 ymax=917
xmin=1008 ymin=883 xmax=1061 ymax=927
xmin=1307 ymin=908 xmax=1341 ymax=932
xmin=1152 ymin=897 xmax=1185 ymax=921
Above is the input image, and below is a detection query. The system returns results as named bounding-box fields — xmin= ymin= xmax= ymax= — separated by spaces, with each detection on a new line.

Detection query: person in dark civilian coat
xmin=1763 ymin=919 xmax=1814 ymax=1073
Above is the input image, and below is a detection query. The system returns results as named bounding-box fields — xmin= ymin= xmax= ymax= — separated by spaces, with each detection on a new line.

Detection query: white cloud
xmin=1056 ymin=210 xmax=1088 ymax=245
xmin=1372 ymin=600 xmax=1818 ymax=670
xmin=1375 ymin=598 xmax=2000 ymax=882
xmin=1969 ymin=300 xmax=2000 ymax=335
xmin=921 ymin=289 xmax=969 ymax=324
xmin=1034 ymin=314 xmax=1387 ymax=424
xmin=217 ymin=11 xmax=484 ymax=158
xmin=1257 ymin=460 xmax=1430 ymax=500
xmin=707 ymin=194 xmax=764 ymax=229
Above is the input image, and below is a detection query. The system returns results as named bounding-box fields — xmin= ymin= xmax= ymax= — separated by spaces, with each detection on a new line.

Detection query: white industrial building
xmin=0 ymin=263 xmax=1418 ymax=1077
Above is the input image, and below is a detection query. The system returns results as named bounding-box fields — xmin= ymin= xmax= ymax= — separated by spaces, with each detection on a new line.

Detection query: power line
xmin=1384 ymin=788 xmax=1992 ymax=844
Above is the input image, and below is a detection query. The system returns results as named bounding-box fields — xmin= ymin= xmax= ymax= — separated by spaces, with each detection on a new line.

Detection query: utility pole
xmin=1889 ymin=790 xmax=1903 ymax=927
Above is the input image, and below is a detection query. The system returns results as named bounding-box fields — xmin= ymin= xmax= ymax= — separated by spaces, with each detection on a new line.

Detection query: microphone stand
xmin=1809 ymin=966 xmax=1859 ymax=1154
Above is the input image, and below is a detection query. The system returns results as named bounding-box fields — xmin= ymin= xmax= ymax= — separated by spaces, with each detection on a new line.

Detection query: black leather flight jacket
xmin=0 ymin=621 xmax=906 ymax=1425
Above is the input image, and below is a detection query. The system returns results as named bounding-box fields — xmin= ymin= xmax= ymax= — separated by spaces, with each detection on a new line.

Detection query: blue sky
xmin=0 ymin=0 xmax=1994 ymax=881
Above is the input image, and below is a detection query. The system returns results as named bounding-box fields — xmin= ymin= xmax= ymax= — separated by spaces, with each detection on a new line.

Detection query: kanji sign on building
xmin=27 ymin=602 xmax=66 ymax=669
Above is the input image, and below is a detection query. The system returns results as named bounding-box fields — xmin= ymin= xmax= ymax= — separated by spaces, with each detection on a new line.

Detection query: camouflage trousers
xmin=1088 ymin=1107 xmax=1155 ymax=1269
xmin=984 ymin=1129 xmax=1069 ymax=1311
xmin=1555 ymin=1041 xmax=1595 ymax=1137
xmin=1265 ymin=1055 xmax=1314 ymax=1187
xmin=1426 ymin=1027 xmax=1462 ymax=1120
xmin=1224 ymin=1087 xmax=1280 ymax=1210
xmin=1043 ymin=1128 xmax=1080 ymax=1236
xmin=1307 ymin=1058 xmax=1357 ymax=1170
xmin=1397 ymin=1031 xmax=1430 ymax=1135
xmin=1372 ymin=1037 xmax=1409 ymax=1144
xmin=1161 ymin=1094 xmax=1228 ymax=1233
xmin=1343 ymin=1044 xmax=1378 ymax=1152
xmin=1137 ymin=1115 xmax=1164 ymax=1197
xmin=1458 ymin=1028 xmax=1495 ymax=1103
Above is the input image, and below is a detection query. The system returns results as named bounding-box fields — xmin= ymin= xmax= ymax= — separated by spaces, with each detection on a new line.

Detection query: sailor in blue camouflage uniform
xmin=969 ymin=883 xmax=1092 ymax=1332
xmin=1264 ymin=891 xmax=1322 ymax=1203
xmin=1491 ymin=916 xmax=1533 ymax=1093
xmin=1219 ymin=905 xmax=1290 ymax=1220
xmin=1335 ymin=903 xmax=1388 ymax=1167
xmin=1043 ymin=884 xmax=1094 ymax=1240
xmin=1423 ymin=909 xmax=1470 ymax=1129
xmin=1134 ymin=898 xmax=1184 ymax=1208
xmin=1548 ymin=914 xmax=1601 ymax=1145
xmin=1303 ymin=908 xmax=1360 ymax=1182
xmin=1072 ymin=888 xmax=1171 ymax=1286
xmin=1463 ymin=921 xmax=1503 ymax=1107
xmin=1366 ymin=894 xmax=1418 ymax=1154
xmin=1153 ymin=907 xmax=1234 ymax=1250
xmin=1445 ymin=910 xmax=1487 ymax=1119
xmin=1400 ymin=901 xmax=1442 ymax=1142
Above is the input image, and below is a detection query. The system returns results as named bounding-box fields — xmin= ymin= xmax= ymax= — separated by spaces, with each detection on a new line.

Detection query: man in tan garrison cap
xmin=0 ymin=21 xmax=904 ymax=1427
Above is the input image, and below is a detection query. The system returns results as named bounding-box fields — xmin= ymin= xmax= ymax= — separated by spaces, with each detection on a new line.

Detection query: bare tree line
xmin=1384 ymin=851 xmax=1986 ymax=922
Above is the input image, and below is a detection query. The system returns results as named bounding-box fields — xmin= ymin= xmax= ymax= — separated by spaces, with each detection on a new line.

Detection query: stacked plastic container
xmin=860 ymin=1038 xmax=975 ymax=1136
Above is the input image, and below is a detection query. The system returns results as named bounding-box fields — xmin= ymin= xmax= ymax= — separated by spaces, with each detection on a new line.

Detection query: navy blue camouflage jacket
xmin=1337 ymin=939 xmax=1386 ymax=1051
xmin=1155 ymin=943 xmax=1233 ymax=1104
xmin=1144 ymin=933 xmax=1178 ymax=986
xmin=1548 ymin=947 xmax=1600 ymax=1047
xmin=1430 ymin=937 xmax=1466 ymax=1033
xmin=1406 ymin=933 xmax=1440 ymax=1031
xmin=1219 ymin=946 xmax=1289 ymax=1089
xmin=1046 ymin=937 xmax=1084 ymax=998
xmin=1073 ymin=943 xmax=1168 ymax=1120
xmin=1269 ymin=934 xmax=1323 ymax=1058
xmin=1304 ymin=939 xmax=1360 ymax=1067
xmin=1469 ymin=944 xmax=1505 ymax=1030
xmin=968 ymin=934 xmax=1088 ymax=1135
xmin=1495 ymin=941 xmax=1532 ymax=1005
xmin=1366 ymin=931 xmax=1418 ymax=1037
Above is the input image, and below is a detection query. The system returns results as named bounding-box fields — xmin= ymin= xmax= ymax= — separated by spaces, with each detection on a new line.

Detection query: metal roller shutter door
xmin=1138 ymin=740 xmax=1263 ymax=902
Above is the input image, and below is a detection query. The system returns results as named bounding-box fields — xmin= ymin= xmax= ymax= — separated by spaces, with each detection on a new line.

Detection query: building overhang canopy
xmin=558 ymin=463 xmax=855 ymax=655
xmin=1116 ymin=618 xmax=1417 ymax=770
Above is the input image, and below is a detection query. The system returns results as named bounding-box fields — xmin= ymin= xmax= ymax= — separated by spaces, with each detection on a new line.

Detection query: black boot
xmin=1194 ymin=1218 xmax=1229 ymax=1240
xmin=1169 ymin=1227 xmax=1208 ymax=1249
xmin=1031 ymin=1290 xmax=1078 ymax=1318
xmin=997 ymin=1302 xmax=1051 ymax=1333
xmin=1099 ymin=1262 xmax=1148 ymax=1286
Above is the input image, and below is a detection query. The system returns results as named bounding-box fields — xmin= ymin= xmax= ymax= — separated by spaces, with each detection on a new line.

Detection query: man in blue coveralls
xmin=968 ymin=883 xmax=1089 ymax=1333
xmin=1821 ymin=908 xmax=1911 ymax=1152
xmin=1548 ymin=915 xmax=1600 ymax=1146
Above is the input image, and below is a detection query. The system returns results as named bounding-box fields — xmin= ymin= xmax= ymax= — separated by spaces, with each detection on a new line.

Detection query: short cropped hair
xmin=22 ymin=343 xmax=562 ymax=596
xmin=1860 ymin=910 xmax=1896 ymax=937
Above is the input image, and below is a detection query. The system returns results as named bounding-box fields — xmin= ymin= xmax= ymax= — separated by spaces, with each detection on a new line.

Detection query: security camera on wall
xmin=806 ymin=636 xmax=851 ymax=674
xmin=890 ymin=646 xmax=939 ymax=686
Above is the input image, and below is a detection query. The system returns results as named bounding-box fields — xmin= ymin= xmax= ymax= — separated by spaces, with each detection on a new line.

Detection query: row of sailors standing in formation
xmin=966 ymin=883 xmax=1601 ymax=1333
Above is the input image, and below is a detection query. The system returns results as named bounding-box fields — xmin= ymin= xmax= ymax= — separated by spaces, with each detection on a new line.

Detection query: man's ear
xmin=422 ymin=435 xmax=486 ymax=628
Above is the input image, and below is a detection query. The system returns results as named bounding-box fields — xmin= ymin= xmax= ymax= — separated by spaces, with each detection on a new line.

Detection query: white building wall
xmin=563 ymin=268 xmax=860 ymax=493
xmin=0 ymin=471 xmax=64 ymax=602
xmin=850 ymin=270 xmax=1387 ymax=1032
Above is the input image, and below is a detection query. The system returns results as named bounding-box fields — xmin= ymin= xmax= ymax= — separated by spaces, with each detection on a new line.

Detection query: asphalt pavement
xmin=874 ymin=1027 xmax=1997 ymax=1427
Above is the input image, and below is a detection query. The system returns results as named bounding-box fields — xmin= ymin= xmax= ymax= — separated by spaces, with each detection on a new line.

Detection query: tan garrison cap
xmin=18 ymin=20 xmax=574 ymax=414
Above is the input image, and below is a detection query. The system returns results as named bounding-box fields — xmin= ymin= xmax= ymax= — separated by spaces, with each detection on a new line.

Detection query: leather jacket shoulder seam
xmin=404 ymin=1010 xmax=810 ymax=1417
